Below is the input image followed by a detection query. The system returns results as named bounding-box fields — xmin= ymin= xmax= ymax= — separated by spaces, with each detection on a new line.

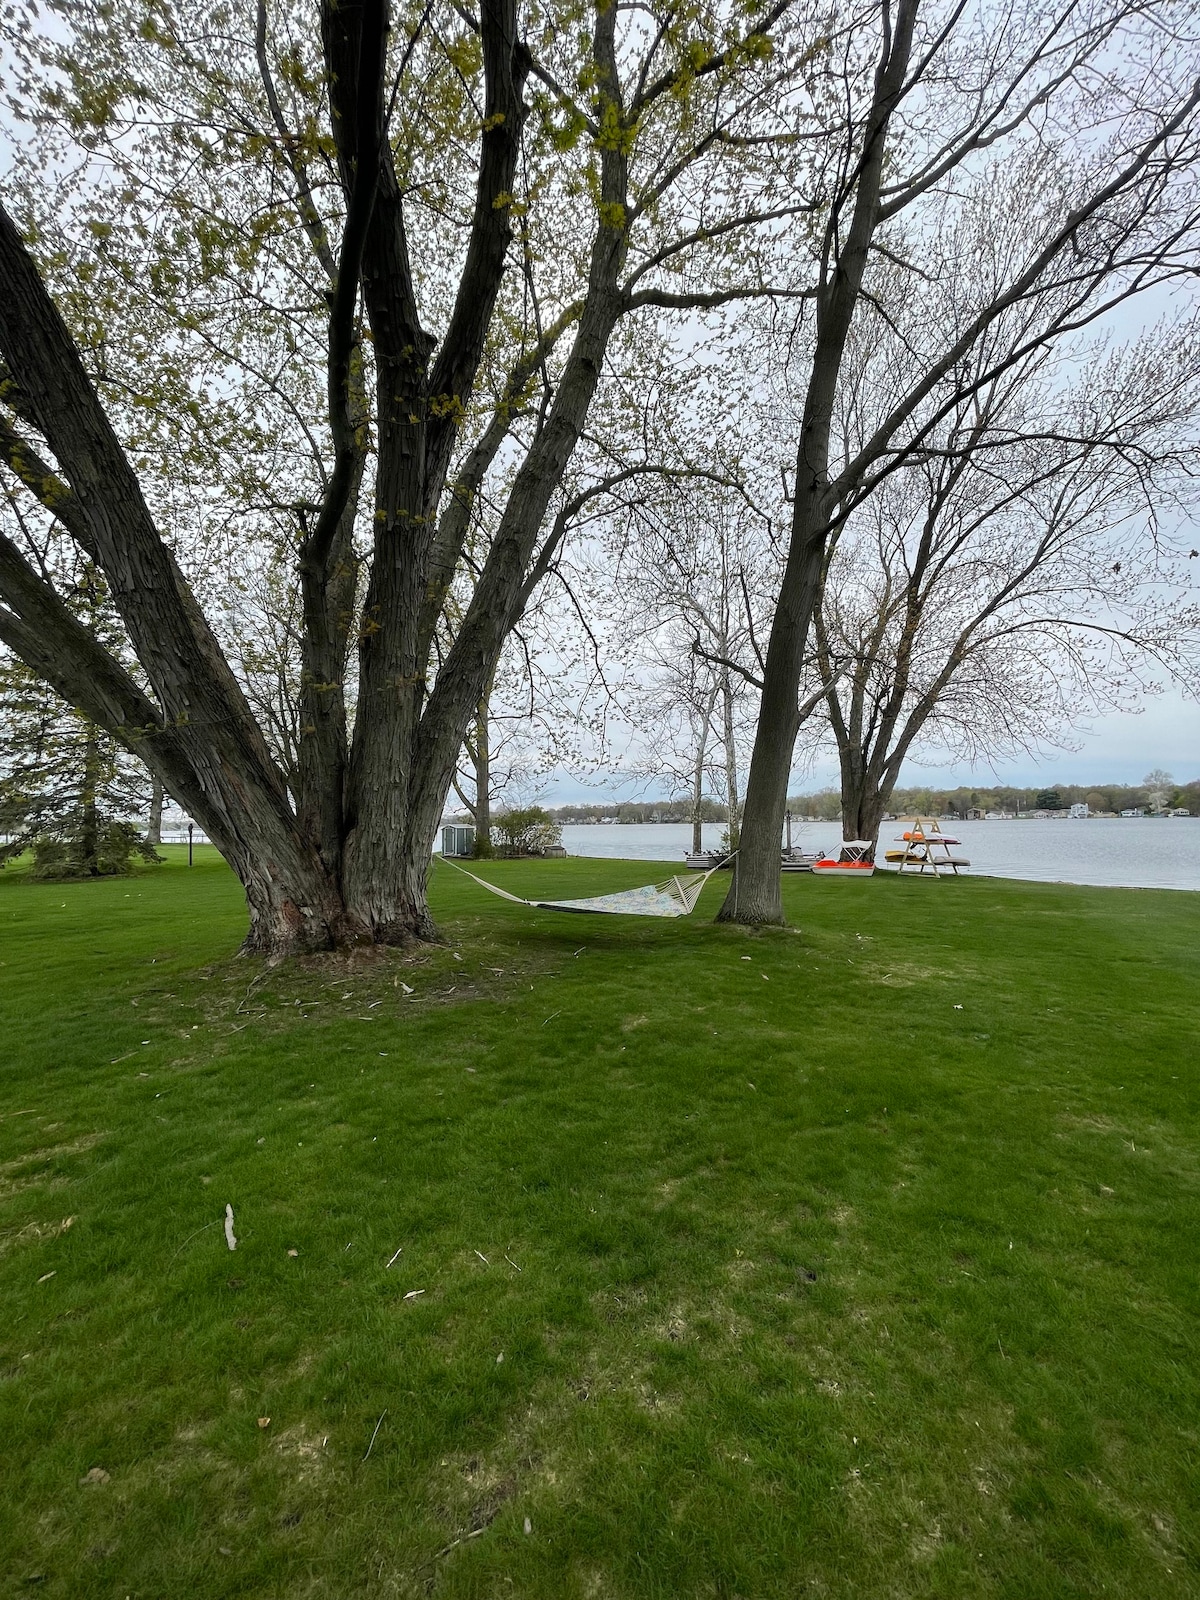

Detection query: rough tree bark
xmin=146 ymin=773 xmax=164 ymax=848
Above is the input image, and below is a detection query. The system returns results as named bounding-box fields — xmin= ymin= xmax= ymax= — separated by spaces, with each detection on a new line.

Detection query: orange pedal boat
xmin=811 ymin=840 xmax=876 ymax=877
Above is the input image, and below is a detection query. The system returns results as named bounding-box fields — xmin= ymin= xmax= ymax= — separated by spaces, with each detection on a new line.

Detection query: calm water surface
xmin=556 ymin=817 xmax=1200 ymax=893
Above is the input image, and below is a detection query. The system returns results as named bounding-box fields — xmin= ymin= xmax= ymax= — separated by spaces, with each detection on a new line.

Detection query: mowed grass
xmin=0 ymin=848 xmax=1197 ymax=1600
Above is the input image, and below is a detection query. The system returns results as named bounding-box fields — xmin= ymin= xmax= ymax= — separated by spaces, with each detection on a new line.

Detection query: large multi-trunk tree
xmin=0 ymin=0 xmax=805 ymax=953
xmin=720 ymin=0 xmax=1200 ymax=924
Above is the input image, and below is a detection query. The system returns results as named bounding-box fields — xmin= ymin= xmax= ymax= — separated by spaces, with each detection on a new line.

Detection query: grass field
xmin=0 ymin=847 xmax=1197 ymax=1598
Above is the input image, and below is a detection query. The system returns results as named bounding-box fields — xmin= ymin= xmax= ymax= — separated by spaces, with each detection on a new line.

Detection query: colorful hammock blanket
xmin=439 ymin=856 xmax=730 ymax=917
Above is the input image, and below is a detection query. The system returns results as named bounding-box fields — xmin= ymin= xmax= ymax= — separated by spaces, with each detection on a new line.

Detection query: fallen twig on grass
xmin=385 ymin=1246 xmax=403 ymax=1268
xmin=362 ymin=1408 xmax=387 ymax=1461
xmin=224 ymin=1204 xmax=237 ymax=1251
xmin=433 ymin=1528 xmax=487 ymax=1560
xmin=236 ymin=973 xmax=268 ymax=1015
xmin=168 ymin=1218 xmax=219 ymax=1262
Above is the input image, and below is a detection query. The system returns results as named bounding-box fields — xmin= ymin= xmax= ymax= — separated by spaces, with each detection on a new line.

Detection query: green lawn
xmin=0 ymin=849 xmax=1197 ymax=1599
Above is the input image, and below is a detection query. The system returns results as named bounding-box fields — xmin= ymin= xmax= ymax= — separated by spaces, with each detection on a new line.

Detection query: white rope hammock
xmin=439 ymin=853 xmax=733 ymax=918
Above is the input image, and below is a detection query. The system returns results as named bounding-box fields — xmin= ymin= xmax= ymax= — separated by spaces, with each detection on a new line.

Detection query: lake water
xmin=555 ymin=817 xmax=1200 ymax=893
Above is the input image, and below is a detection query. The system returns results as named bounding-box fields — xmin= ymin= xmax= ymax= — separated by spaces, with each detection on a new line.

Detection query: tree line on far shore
xmin=785 ymin=776 xmax=1198 ymax=823
xmin=457 ymin=775 xmax=1197 ymax=834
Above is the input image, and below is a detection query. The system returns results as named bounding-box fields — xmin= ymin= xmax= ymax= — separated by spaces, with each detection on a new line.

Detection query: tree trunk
xmin=690 ymin=688 xmax=716 ymax=854
xmin=233 ymin=836 xmax=367 ymax=955
xmin=690 ymin=748 xmax=705 ymax=855
xmin=721 ymin=670 xmax=741 ymax=851
xmin=80 ymin=722 xmax=100 ymax=875
xmin=473 ymin=685 xmax=492 ymax=857
xmin=839 ymin=760 xmax=888 ymax=858
xmin=715 ymin=526 xmax=820 ymax=923
xmin=718 ymin=0 xmax=917 ymax=925
xmin=296 ymin=363 xmax=366 ymax=880
xmin=146 ymin=772 xmax=163 ymax=847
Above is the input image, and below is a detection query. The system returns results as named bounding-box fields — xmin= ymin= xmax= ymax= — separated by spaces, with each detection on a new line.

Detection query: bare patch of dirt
xmin=272 ymin=1425 xmax=331 ymax=1484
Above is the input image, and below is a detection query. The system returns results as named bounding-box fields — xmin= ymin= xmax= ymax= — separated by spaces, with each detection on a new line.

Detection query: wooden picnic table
xmin=885 ymin=823 xmax=970 ymax=876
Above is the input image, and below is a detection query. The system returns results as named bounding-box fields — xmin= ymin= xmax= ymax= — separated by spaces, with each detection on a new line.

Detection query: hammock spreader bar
xmin=439 ymin=854 xmax=733 ymax=918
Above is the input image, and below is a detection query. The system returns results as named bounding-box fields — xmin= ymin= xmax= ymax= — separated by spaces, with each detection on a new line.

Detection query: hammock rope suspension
xmin=439 ymin=854 xmax=733 ymax=917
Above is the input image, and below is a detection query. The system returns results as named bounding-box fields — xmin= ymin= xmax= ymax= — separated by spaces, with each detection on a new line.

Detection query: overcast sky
xmin=535 ymin=683 xmax=1200 ymax=805
xmin=812 ymin=688 xmax=1200 ymax=793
